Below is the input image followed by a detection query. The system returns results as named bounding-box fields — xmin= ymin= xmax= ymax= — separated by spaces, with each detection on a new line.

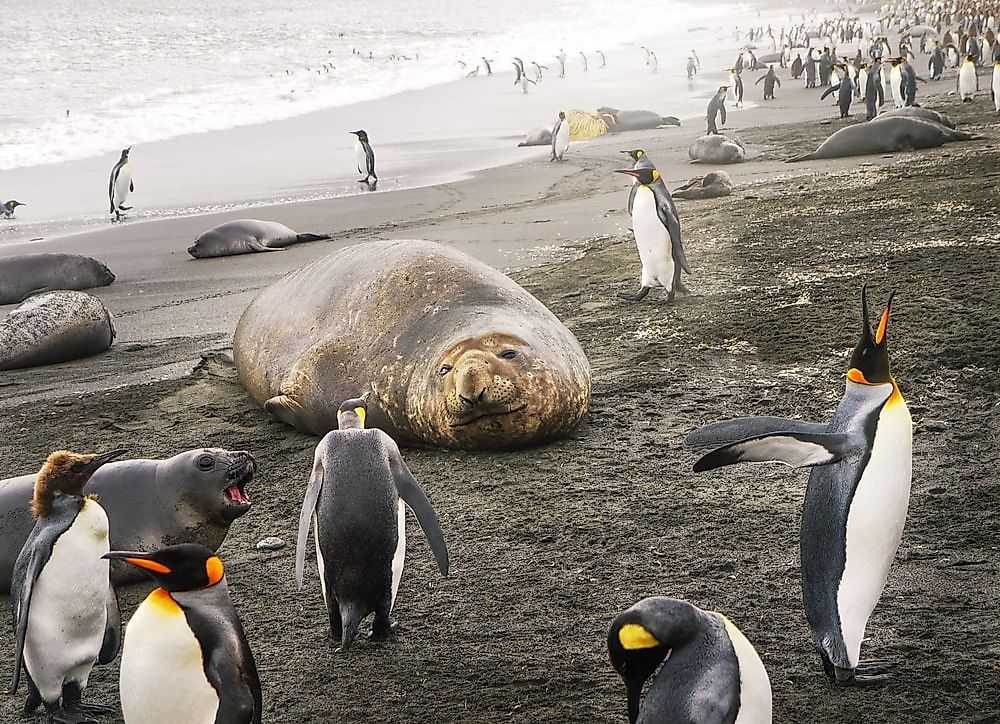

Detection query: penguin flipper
xmin=688 ymin=426 xmax=856 ymax=473
xmin=383 ymin=432 xmax=449 ymax=577
xmin=627 ymin=184 xmax=638 ymax=214
xmin=656 ymin=197 xmax=691 ymax=274
xmin=821 ymin=84 xmax=840 ymax=100
xmin=685 ymin=416 xmax=828 ymax=449
xmin=294 ymin=457 xmax=325 ymax=589
xmin=98 ymin=585 xmax=121 ymax=664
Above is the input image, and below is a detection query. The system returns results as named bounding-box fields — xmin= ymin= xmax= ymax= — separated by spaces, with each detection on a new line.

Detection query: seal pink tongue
xmin=226 ymin=485 xmax=250 ymax=505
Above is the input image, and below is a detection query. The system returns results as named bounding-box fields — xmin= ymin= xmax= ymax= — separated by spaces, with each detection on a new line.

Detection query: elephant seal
xmin=0 ymin=253 xmax=116 ymax=305
xmin=672 ymin=171 xmax=735 ymax=200
xmin=518 ymin=127 xmax=552 ymax=147
xmin=789 ymin=116 xmax=975 ymax=161
xmin=0 ymin=448 xmax=256 ymax=591
xmin=234 ymin=239 xmax=591 ymax=450
xmin=876 ymin=106 xmax=956 ymax=128
xmin=688 ymin=134 xmax=746 ymax=163
xmin=597 ymin=107 xmax=682 ymax=131
xmin=0 ymin=291 xmax=115 ymax=370
xmin=187 ymin=219 xmax=332 ymax=258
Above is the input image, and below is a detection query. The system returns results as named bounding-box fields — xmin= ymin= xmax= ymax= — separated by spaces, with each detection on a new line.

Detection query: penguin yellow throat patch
xmin=847 ymin=369 xmax=904 ymax=406
xmin=618 ymin=624 xmax=660 ymax=650
xmin=148 ymin=588 xmax=183 ymax=615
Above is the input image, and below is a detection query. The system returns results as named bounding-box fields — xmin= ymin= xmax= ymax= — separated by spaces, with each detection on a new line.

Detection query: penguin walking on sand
xmin=686 ymin=287 xmax=911 ymax=686
xmin=929 ymin=42 xmax=945 ymax=79
xmin=596 ymin=49 xmax=606 ymax=68
xmin=350 ymin=129 xmax=377 ymax=189
xmin=579 ymin=51 xmax=588 ymax=72
xmin=105 ymin=544 xmax=262 ymax=723
xmin=865 ymin=58 xmax=884 ymax=119
xmin=530 ymin=61 xmax=547 ymax=81
xmin=992 ymin=60 xmax=1000 ymax=112
xmin=108 ymin=147 xmax=133 ymax=221
xmin=3 ymin=199 xmax=25 ymax=218
xmin=609 ymin=597 xmax=772 ymax=724
xmin=11 ymin=449 xmax=127 ymax=723
xmin=620 ymin=149 xmax=654 ymax=214
xmin=888 ymin=58 xmax=905 ymax=107
xmin=613 ymin=165 xmax=691 ymax=302
xmin=755 ymin=64 xmax=781 ymax=99
xmin=649 ymin=51 xmax=658 ymax=73
xmin=550 ymin=111 xmax=569 ymax=162
xmin=481 ymin=57 xmax=494 ymax=75
xmin=294 ymin=397 xmax=449 ymax=650
xmin=959 ymin=55 xmax=979 ymax=100
xmin=556 ymin=49 xmax=567 ymax=77
xmin=821 ymin=64 xmax=855 ymax=117
xmin=706 ymin=86 xmax=728 ymax=134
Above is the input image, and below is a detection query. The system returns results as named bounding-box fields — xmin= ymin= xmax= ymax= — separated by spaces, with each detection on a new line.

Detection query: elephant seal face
xmin=178 ymin=448 xmax=257 ymax=524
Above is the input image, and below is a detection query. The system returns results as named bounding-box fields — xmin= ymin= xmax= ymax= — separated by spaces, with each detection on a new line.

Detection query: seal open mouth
xmin=223 ymin=453 xmax=256 ymax=510
xmin=450 ymin=405 xmax=526 ymax=428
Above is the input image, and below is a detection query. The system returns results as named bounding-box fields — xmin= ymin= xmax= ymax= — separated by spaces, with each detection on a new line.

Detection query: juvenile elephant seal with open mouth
xmin=233 ymin=239 xmax=591 ymax=449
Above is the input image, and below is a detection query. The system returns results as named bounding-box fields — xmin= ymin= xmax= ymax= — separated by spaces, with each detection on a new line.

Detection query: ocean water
xmin=1 ymin=0 xmax=738 ymax=171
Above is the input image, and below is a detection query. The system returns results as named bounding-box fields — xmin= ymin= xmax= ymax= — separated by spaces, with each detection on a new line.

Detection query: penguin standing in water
xmin=958 ymin=55 xmax=979 ymax=100
xmin=11 ymin=449 xmax=127 ymax=723
xmin=108 ymin=147 xmax=133 ymax=221
xmin=821 ymin=64 xmax=855 ymax=117
xmin=550 ymin=111 xmax=569 ymax=161
xmin=706 ymin=86 xmax=728 ymax=134
xmin=620 ymin=149 xmax=654 ymax=214
xmin=104 ymin=544 xmax=262 ymax=723
xmin=295 ymin=397 xmax=449 ymax=650
xmin=613 ymin=165 xmax=691 ymax=302
xmin=686 ymin=287 xmax=912 ymax=686
xmin=350 ymin=129 xmax=378 ymax=189
xmin=755 ymin=64 xmax=781 ymax=99
xmin=608 ymin=597 xmax=772 ymax=724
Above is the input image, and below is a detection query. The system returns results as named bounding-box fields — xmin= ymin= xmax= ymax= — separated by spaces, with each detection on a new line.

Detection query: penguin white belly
xmin=958 ymin=65 xmax=977 ymax=99
xmin=23 ymin=500 xmax=109 ymax=701
xmin=718 ymin=617 xmax=772 ymax=724
xmin=313 ymin=512 xmax=328 ymax=606
xmin=354 ymin=141 xmax=367 ymax=174
xmin=113 ymin=164 xmax=132 ymax=208
xmin=120 ymin=592 xmax=219 ymax=724
xmin=631 ymin=187 xmax=673 ymax=290
xmin=890 ymin=67 xmax=903 ymax=107
xmin=992 ymin=65 xmax=1000 ymax=111
xmin=390 ymin=499 xmax=406 ymax=611
xmin=553 ymin=125 xmax=569 ymax=158
xmin=858 ymin=70 xmax=868 ymax=100
xmin=837 ymin=396 xmax=912 ymax=666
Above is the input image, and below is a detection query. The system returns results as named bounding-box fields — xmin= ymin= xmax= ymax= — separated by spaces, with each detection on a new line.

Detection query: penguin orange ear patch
xmin=206 ymin=556 xmax=224 ymax=585
xmin=618 ymin=624 xmax=660 ymax=650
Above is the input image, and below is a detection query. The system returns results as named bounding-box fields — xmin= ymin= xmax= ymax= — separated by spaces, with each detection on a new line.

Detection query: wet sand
xmin=2 ymin=61 xmax=999 ymax=724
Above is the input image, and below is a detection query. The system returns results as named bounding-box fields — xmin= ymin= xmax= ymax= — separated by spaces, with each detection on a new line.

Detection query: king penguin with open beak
xmin=685 ymin=287 xmax=912 ymax=685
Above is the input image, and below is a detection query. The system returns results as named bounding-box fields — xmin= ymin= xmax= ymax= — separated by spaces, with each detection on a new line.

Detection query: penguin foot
xmin=118 ymin=205 xmax=132 ymax=211
xmin=47 ymin=708 xmax=101 ymax=724
xmin=618 ymin=287 xmax=651 ymax=302
xmin=834 ymin=660 xmax=893 ymax=687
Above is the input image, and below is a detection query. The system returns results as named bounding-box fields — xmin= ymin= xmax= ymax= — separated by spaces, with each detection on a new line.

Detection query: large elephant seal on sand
xmin=597 ymin=107 xmax=682 ymax=132
xmin=188 ymin=219 xmax=332 ymax=258
xmin=234 ymin=239 xmax=591 ymax=449
xmin=877 ymin=107 xmax=956 ymax=128
xmin=518 ymin=127 xmax=552 ymax=147
xmin=789 ymin=116 xmax=975 ymax=161
xmin=0 ymin=290 xmax=115 ymax=370
xmin=0 ymin=448 xmax=256 ymax=590
xmin=672 ymin=171 xmax=735 ymax=200
xmin=688 ymin=135 xmax=746 ymax=163
xmin=0 ymin=253 xmax=116 ymax=305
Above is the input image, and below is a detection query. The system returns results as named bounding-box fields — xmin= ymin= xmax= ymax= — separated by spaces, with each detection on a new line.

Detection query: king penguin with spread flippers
xmin=820 ymin=64 xmax=854 ymax=118
xmin=11 ymin=449 xmax=126 ymax=723
xmin=614 ymin=166 xmax=691 ymax=302
xmin=108 ymin=147 xmax=133 ymax=222
xmin=350 ymin=129 xmax=378 ymax=189
xmin=295 ymin=396 xmax=449 ymax=651
xmin=620 ymin=149 xmax=655 ymax=215
xmin=550 ymin=111 xmax=569 ymax=162
xmin=685 ymin=287 xmax=912 ymax=686
xmin=104 ymin=544 xmax=261 ymax=723
xmin=608 ymin=596 xmax=772 ymax=724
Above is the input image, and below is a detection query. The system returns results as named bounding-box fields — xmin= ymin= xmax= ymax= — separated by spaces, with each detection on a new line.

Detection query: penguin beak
xmin=103 ymin=551 xmax=172 ymax=574
xmin=85 ymin=448 xmax=128 ymax=473
xmin=614 ymin=170 xmax=641 ymax=178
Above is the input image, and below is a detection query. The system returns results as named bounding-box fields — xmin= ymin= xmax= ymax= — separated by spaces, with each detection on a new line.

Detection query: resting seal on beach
xmin=596 ymin=107 xmax=682 ymax=132
xmin=233 ymin=239 xmax=592 ymax=449
xmin=187 ymin=219 xmax=332 ymax=258
xmin=672 ymin=171 xmax=735 ymax=200
xmin=688 ymin=135 xmax=746 ymax=164
xmin=0 ymin=448 xmax=256 ymax=591
xmin=0 ymin=291 xmax=115 ymax=370
xmin=789 ymin=116 xmax=976 ymax=162
xmin=876 ymin=107 xmax=956 ymax=129
xmin=0 ymin=253 xmax=115 ymax=305
xmin=518 ymin=127 xmax=552 ymax=147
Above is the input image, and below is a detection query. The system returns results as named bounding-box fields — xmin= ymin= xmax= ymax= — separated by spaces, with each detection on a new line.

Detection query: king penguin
xmin=2 ymin=199 xmax=25 ymax=218
xmin=294 ymin=396 xmax=449 ymax=650
xmin=888 ymin=58 xmax=904 ymax=108
xmin=550 ymin=111 xmax=569 ymax=162
xmin=350 ymin=129 xmax=378 ymax=188
xmin=820 ymin=64 xmax=855 ymax=117
xmin=958 ymin=54 xmax=979 ymax=100
xmin=685 ymin=286 xmax=912 ymax=685
xmin=992 ymin=60 xmax=1000 ymax=111
xmin=11 ymin=449 xmax=126 ymax=722
xmin=620 ymin=149 xmax=654 ymax=214
xmin=608 ymin=597 xmax=772 ymax=724
xmin=104 ymin=543 xmax=262 ymax=723
xmin=108 ymin=147 xmax=133 ymax=221
xmin=613 ymin=165 xmax=691 ymax=302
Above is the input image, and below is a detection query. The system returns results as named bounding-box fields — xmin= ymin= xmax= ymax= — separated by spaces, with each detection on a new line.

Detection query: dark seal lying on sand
xmin=0 ymin=253 xmax=115 ymax=305
xmin=234 ymin=239 xmax=591 ymax=450
xmin=789 ymin=115 xmax=975 ymax=161
xmin=673 ymin=171 xmax=735 ymax=199
xmin=187 ymin=219 xmax=332 ymax=258
xmin=0 ymin=290 xmax=115 ymax=370
xmin=689 ymin=135 xmax=746 ymax=163
xmin=597 ymin=107 xmax=682 ymax=131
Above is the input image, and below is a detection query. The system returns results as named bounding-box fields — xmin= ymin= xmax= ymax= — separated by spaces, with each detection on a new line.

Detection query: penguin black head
xmin=848 ymin=285 xmax=895 ymax=386
xmin=104 ymin=543 xmax=225 ymax=592
xmin=5 ymin=200 xmax=24 ymax=210
xmin=718 ymin=85 xmax=729 ymax=93
xmin=558 ymin=111 xmax=566 ymax=120
xmin=337 ymin=394 xmax=369 ymax=430
xmin=615 ymin=167 xmax=660 ymax=186
xmin=120 ymin=147 xmax=130 ymax=161
xmin=620 ymin=149 xmax=644 ymax=162
xmin=32 ymin=448 xmax=127 ymax=518
xmin=350 ymin=129 xmax=369 ymax=142
xmin=608 ymin=597 xmax=699 ymax=724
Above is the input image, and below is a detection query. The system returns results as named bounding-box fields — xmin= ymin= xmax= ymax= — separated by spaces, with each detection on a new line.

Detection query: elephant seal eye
xmin=198 ymin=455 xmax=215 ymax=471
xmin=498 ymin=350 xmax=518 ymax=360
xmin=438 ymin=363 xmax=453 ymax=376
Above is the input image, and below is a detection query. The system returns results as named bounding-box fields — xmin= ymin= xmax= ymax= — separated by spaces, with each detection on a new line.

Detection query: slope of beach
xmin=3 ymin=26 xmax=1000 ymax=724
